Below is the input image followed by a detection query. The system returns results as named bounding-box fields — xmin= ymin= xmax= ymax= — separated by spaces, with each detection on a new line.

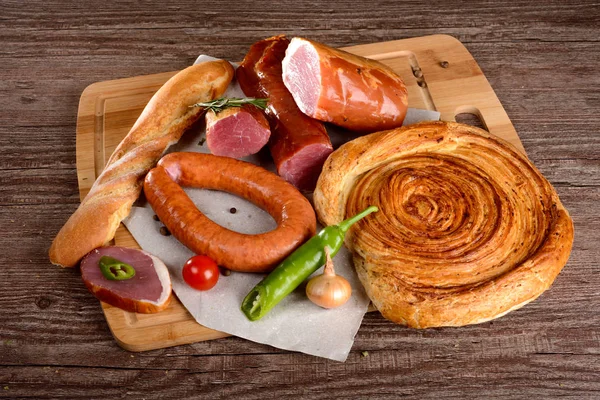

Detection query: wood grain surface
xmin=0 ymin=0 xmax=598 ymax=398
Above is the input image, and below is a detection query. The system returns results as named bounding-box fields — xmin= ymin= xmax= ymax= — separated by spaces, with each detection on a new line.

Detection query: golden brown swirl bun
xmin=314 ymin=121 xmax=574 ymax=328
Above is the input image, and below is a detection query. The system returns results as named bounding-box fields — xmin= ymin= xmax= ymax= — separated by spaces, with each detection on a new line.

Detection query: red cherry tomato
xmin=182 ymin=255 xmax=219 ymax=291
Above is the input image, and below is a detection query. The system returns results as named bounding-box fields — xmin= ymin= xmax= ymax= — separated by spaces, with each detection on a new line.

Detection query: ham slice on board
xmin=80 ymin=246 xmax=172 ymax=314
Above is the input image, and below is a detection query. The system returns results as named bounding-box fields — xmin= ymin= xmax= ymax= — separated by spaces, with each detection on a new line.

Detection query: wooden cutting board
xmin=75 ymin=34 xmax=523 ymax=352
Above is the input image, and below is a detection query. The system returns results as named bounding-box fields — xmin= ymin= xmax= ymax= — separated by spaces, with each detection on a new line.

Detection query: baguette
xmin=50 ymin=60 xmax=235 ymax=267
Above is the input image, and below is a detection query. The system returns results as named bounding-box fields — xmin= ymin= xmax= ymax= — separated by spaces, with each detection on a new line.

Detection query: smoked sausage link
xmin=237 ymin=35 xmax=333 ymax=191
xmin=143 ymin=152 xmax=316 ymax=273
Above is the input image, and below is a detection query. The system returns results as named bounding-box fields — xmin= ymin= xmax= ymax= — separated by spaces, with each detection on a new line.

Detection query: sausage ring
xmin=143 ymin=152 xmax=316 ymax=273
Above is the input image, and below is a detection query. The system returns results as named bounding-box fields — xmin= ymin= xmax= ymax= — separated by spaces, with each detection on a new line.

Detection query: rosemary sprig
xmin=190 ymin=97 xmax=269 ymax=113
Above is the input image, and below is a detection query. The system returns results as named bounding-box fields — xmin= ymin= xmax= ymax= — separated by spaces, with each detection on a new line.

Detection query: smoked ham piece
xmin=282 ymin=37 xmax=408 ymax=132
xmin=205 ymin=105 xmax=271 ymax=158
xmin=80 ymin=246 xmax=172 ymax=313
xmin=237 ymin=35 xmax=333 ymax=191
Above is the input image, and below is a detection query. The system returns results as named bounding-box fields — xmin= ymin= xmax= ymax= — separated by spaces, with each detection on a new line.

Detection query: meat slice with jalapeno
xmin=80 ymin=246 xmax=172 ymax=313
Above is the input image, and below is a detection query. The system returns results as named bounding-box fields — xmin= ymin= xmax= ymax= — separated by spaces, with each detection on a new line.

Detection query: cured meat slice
xmin=80 ymin=246 xmax=172 ymax=313
xmin=205 ymin=105 xmax=271 ymax=158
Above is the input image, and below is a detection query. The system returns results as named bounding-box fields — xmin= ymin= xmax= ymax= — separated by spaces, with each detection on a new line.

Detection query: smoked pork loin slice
xmin=80 ymin=246 xmax=172 ymax=313
xmin=205 ymin=104 xmax=271 ymax=158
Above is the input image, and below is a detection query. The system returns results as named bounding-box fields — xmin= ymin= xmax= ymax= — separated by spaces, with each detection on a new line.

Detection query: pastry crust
xmin=314 ymin=121 xmax=574 ymax=328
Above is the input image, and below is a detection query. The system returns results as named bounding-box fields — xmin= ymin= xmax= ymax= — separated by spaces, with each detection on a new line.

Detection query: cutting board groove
xmin=75 ymin=34 xmax=523 ymax=352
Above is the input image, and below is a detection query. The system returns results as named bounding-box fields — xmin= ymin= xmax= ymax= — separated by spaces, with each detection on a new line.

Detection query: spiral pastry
xmin=314 ymin=121 xmax=573 ymax=328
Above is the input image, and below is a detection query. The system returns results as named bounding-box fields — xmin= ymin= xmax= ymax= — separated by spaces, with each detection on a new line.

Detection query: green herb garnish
xmin=190 ymin=97 xmax=269 ymax=113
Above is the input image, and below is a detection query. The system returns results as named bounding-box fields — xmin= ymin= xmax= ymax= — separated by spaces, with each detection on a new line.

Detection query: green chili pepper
xmin=241 ymin=205 xmax=378 ymax=321
xmin=99 ymin=256 xmax=136 ymax=281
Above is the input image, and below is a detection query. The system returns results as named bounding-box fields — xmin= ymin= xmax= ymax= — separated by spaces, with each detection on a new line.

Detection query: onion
xmin=306 ymin=247 xmax=352 ymax=309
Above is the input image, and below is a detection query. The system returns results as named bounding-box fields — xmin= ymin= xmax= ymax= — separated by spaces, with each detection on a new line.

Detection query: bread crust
xmin=49 ymin=60 xmax=235 ymax=267
xmin=314 ymin=121 xmax=574 ymax=328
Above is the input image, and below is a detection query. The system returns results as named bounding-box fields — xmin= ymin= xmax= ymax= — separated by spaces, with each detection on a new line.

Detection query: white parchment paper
xmin=122 ymin=55 xmax=440 ymax=361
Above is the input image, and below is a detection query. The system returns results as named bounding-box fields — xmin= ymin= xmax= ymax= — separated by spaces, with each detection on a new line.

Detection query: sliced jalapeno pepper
xmin=99 ymin=256 xmax=136 ymax=281
xmin=241 ymin=205 xmax=378 ymax=321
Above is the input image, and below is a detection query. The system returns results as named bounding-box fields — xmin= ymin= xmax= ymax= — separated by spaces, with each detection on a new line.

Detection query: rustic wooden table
xmin=1 ymin=1 xmax=598 ymax=398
